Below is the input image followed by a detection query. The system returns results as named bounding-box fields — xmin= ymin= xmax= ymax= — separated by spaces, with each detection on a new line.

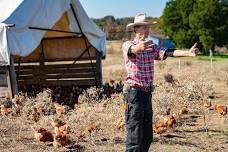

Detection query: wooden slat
xmin=14 ymin=63 xmax=96 ymax=70
xmin=18 ymin=79 xmax=96 ymax=86
xmin=0 ymin=87 xmax=8 ymax=97
xmin=15 ymin=63 xmax=97 ymax=76
xmin=14 ymin=61 xmax=99 ymax=87
xmin=16 ymin=68 xmax=95 ymax=75
xmin=17 ymin=73 xmax=95 ymax=80
xmin=0 ymin=74 xmax=7 ymax=86
xmin=0 ymin=66 xmax=8 ymax=72
xmin=0 ymin=67 xmax=8 ymax=70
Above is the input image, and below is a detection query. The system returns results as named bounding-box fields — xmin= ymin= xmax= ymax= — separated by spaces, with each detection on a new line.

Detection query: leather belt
xmin=124 ymin=84 xmax=152 ymax=92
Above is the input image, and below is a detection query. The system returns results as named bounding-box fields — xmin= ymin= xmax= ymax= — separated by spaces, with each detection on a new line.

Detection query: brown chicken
xmin=153 ymin=119 xmax=168 ymax=134
xmin=51 ymin=119 xmax=66 ymax=128
xmin=51 ymin=119 xmax=70 ymax=135
xmin=82 ymin=122 xmax=99 ymax=136
xmin=164 ymin=114 xmax=176 ymax=127
xmin=215 ymin=104 xmax=227 ymax=116
xmin=12 ymin=97 xmax=21 ymax=116
xmin=116 ymin=118 xmax=125 ymax=130
xmin=153 ymin=124 xmax=168 ymax=134
xmin=12 ymin=105 xmax=20 ymax=116
xmin=31 ymin=107 xmax=41 ymax=123
xmin=12 ymin=95 xmax=25 ymax=111
xmin=153 ymin=114 xmax=176 ymax=134
xmin=53 ymin=134 xmax=71 ymax=148
xmin=54 ymin=125 xmax=71 ymax=135
xmin=1 ymin=105 xmax=10 ymax=116
xmin=54 ymin=102 xmax=65 ymax=116
xmin=12 ymin=95 xmax=20 ymax=106
xmin=179 ymin=106 xmax=188 ymax=115
xmin=31 ymin=126 xmax=54 ymax=142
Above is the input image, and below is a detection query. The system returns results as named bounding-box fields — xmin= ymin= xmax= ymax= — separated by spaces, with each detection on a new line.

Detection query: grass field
xmin=0 ymin=40 xmax=228 ymax=152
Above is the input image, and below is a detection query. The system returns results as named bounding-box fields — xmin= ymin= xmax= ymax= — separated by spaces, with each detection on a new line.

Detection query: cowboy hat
xmin=126 ymin=13 xmax=157 ymax=31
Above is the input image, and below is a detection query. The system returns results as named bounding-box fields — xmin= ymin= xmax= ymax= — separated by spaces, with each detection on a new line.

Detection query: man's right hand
xmin=131 ymin=36 xmax=154 ymax=53
xmin=137 ymin=40 xmax=154 ymax=51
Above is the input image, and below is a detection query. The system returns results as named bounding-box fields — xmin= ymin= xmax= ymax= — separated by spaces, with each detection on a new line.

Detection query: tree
xmin=189 ymin=0 xmax=220 ymax=55
xmin=161 ymin=0 xmax=228 ymax=55
xmin=215 ymin=0 xmax=228 ymax=48
xmin=161 ymin=0 xmax=198 ymax=49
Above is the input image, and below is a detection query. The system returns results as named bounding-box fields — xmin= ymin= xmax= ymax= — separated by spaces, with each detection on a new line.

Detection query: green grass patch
xmin=214 ymin=54 xmax=228 ymax=59
xmin=197 ymin=56 xmax=217 ymax=61
xmin=197 ymin=53 xmax=228 ymax=61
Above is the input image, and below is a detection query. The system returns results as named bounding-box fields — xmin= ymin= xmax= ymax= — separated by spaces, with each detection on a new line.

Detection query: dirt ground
xmin=104 ymin=40 xmax=228 ymax=152
xmin=0 ymin=40 xmax=228 ymax=152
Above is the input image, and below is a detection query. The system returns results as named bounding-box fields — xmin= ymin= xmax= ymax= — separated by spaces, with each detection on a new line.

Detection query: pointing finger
xmin=146 ymin=44 xmax=154 ymax=48
xmin=191 ymin=43 xmax=198 ymax=49
xmin=145 ymin=40 xmax=153 ymax=45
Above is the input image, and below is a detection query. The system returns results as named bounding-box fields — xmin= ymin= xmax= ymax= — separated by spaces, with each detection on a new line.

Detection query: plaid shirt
xmin=122 ymin=38 xmax=167 ymax=87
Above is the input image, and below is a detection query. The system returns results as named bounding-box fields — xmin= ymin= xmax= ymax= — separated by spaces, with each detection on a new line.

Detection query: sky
xmin=80 ymin=0 xmax=170 ymax=19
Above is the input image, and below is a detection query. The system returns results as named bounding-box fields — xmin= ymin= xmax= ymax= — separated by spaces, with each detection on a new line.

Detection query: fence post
xmin=6 ymin=56 xmax=18 ymax=99
xmin=210 ymin=56 xmax=213 ymax=69
xmin=178 ymin=58 xmax=181 ymax=71
xmin=96 ymin=51 xmax=102 ymax=86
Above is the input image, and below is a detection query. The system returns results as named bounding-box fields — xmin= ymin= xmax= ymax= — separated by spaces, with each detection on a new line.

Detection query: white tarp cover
xmin=0 ymin=0 xmax=106 ymax=65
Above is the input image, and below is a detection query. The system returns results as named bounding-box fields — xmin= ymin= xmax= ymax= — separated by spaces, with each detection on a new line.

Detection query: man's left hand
xmin=189 ymin=43 xmax=199 ymax=57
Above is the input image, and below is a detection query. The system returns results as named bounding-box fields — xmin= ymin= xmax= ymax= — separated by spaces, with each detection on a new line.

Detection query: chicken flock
xmin=0 ymin=81 xmax=228 ymax=148
xmin=31 ymin=118 xmax=72 ymax=148
xmin=152 ymin=98 xmax=227 ymax=134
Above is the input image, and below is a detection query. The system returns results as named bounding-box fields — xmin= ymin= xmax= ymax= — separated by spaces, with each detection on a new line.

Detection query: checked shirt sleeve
xmin=153 ymin=44 xmax=168 ymax=60
xmin=122 ymin=41 xmax=134 ymax=59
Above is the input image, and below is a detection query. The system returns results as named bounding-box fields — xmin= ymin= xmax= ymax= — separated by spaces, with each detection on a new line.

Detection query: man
xmin=122 ymin=13 xmax=198 ymax=152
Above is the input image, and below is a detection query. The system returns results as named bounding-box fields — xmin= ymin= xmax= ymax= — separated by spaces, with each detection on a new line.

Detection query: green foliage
xmin=161 ymin=0 xmax=228 ymax=55
xmin=161 ymin=0 xmax=198 ymax=49
xmin=189 ymin=0 xmax=219 ymax=54
xmin=215 ymin=0 xmax=228 ymax=47
xmin=161 ymin=0 xmax=181 ymax=37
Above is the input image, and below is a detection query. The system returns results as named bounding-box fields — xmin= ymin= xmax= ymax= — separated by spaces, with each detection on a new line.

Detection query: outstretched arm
xmin=166 ymin=43 xmax=199 ymax=57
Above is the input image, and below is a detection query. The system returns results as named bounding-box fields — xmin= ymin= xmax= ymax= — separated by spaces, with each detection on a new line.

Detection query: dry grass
xmin=0 ymin=92 xmax=126 ymax=152
xmin=1 ymin=40 xmax=228 ymax=152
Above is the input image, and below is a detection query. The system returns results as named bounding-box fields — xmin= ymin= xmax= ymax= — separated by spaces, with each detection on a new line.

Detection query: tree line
xmin=93 ymin=0 xmax=228 ymax=55
xmin=93 ymin=16 xmax=161 ymax=41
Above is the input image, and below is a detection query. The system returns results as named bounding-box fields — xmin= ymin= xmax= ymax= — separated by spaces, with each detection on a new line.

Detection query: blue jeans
xmin=123 ymin=88 xmax=153 ymax=152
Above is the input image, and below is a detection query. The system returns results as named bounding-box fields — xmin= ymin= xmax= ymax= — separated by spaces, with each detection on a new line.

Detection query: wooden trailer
xmin=0 ymin=3 xmax=105 ymax=99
